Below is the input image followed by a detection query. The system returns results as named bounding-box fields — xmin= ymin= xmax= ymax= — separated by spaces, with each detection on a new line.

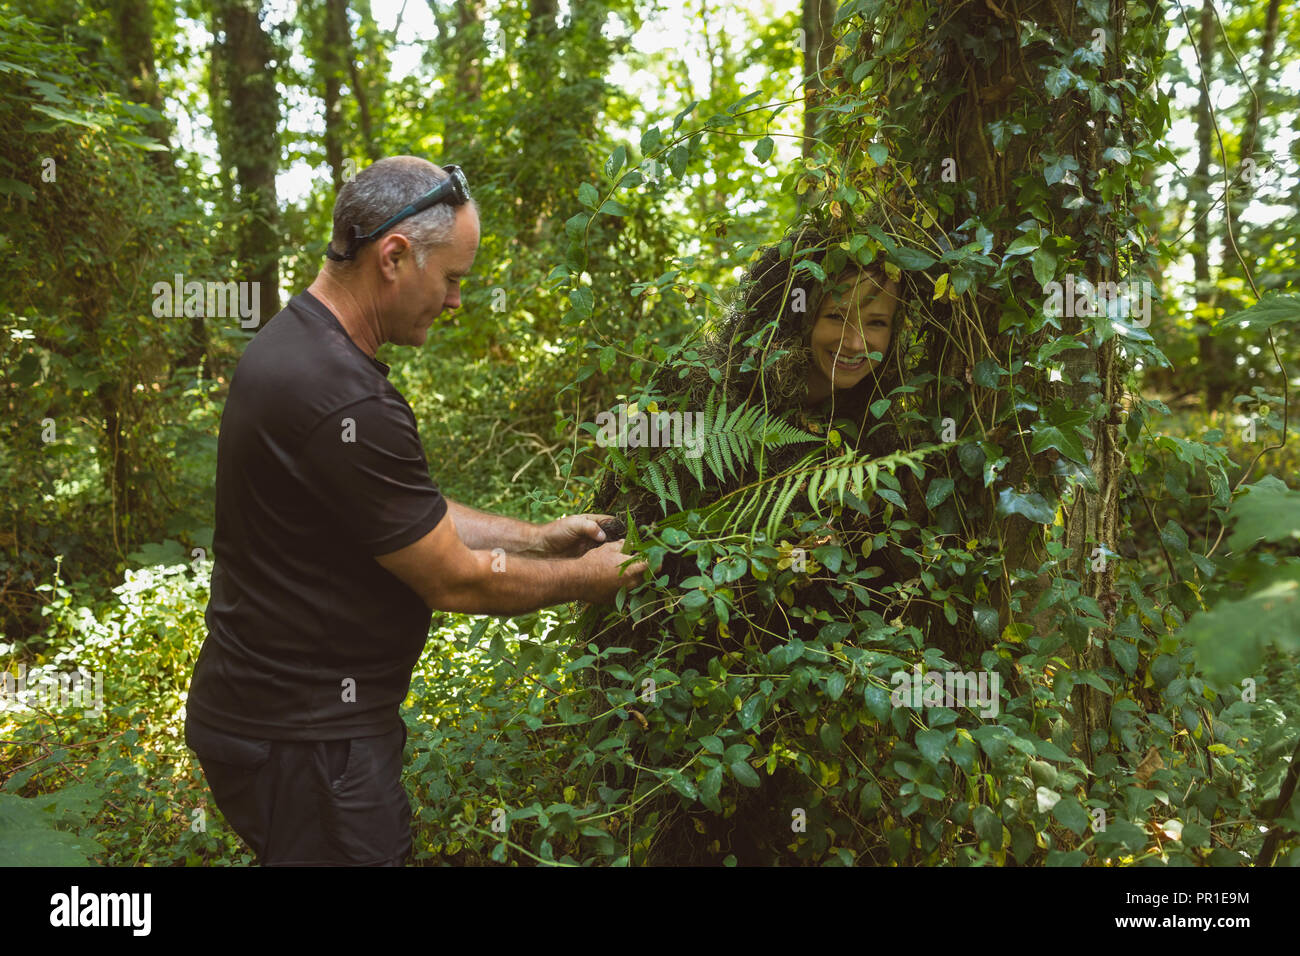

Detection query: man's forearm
xmin=444 ymin=498 xmax=541 ymax=552
xmin=442 ymin=549 xmax=607 ymax=616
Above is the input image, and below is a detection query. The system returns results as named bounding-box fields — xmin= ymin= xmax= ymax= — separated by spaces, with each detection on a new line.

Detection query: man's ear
xmin=376 ymin=234 xmax=413 ymax=280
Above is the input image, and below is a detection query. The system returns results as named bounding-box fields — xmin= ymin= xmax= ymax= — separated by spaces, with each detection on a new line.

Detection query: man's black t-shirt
xmin=188 ymin=290 xmax=447 ymax=741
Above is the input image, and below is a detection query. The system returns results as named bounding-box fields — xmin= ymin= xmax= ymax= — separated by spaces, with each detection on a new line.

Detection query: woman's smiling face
xmin=807 ymin=270 xmax=899 ymax=400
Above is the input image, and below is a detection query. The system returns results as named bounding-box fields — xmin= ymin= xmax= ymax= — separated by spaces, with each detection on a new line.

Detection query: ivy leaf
xmin=1031 ymin=247 xmax=1057 ymax=287
xmin=1043 ymin=153 xmax=1079 ymax=186
xmin=1101 ymin=146 xmax=1131 ymax=166
xmin=996 ymin=487 xmax=1056 ymax=524
xmin=1044 ymin=65 xmax=1077 ymax=99
xmin=1004 ymin=234 xmax=1039 ymax=257
xmin=1030 ymin=424 xmax=1084 ymax=463
xmin=753 ymin=136 xmax=774 ymax=163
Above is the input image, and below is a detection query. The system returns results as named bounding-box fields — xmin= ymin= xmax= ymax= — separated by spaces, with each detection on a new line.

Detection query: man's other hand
xmin=534 ymin=513 xmax=625 ymax=557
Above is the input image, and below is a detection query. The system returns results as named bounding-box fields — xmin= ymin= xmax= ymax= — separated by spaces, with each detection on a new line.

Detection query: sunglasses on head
xmin=326 ymin=164 xmax=471 ymax=262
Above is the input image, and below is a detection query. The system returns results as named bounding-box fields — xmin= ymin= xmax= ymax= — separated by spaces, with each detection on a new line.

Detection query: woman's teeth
xmin=832 ymin=351 xmax=867 ymax=370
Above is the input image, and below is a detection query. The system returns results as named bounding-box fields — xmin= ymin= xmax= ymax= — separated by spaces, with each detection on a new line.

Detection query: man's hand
xmin=533 ymin=513 xmax=626 ymax=557
xmin=581 ymin=538 xmax=648 ymax=604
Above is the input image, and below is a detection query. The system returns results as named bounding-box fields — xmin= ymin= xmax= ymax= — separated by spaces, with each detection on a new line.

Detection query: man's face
xmin=808 ymin=270 xmax=898 ymax=392
xmin=385 ymin=205 xmax=480 ymax=346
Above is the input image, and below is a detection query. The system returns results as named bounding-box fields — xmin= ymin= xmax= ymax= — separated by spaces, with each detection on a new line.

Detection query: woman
xmin=571 ymin=223 xmax=925 ymax=864
xmin=591 ymin=220 xmax=918 ymax=533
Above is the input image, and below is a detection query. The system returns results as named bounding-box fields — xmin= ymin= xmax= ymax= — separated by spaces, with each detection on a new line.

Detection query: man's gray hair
xmin=327 ymin=157 xmax=477 ymax=269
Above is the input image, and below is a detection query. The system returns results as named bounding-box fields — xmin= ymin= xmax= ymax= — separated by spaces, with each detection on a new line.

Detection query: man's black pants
xmin=185 ymin=714 xmax=412 ymax=866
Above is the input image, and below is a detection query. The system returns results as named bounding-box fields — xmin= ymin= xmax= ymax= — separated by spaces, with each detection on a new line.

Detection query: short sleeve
xmin=300 ymin=395 xmax=447 ymax=555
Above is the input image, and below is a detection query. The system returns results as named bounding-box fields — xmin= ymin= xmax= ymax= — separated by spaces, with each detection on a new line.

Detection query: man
xmin=185 ymin=157 xmax=644 ymax=866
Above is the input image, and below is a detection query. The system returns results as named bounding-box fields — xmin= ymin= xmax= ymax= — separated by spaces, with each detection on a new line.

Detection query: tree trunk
xmin=321 ymin=0 xmax=349 ymax=192
xmin=214 ymin=0 xmax=281 ymax=330
xmin=801 ymin=0 xmax=836 ymax=158
xmin=443 ymin=0 xmax=484 ymax=158
xmin=1192 ymin=0 xmax=1228 ymax=410
xmin=831 ymin=0 xmax=1159 ymax=770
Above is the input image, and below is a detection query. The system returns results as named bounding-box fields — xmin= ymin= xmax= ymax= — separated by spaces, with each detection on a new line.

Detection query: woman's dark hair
xmin=689 ymin=219 xmax=918 ymax=455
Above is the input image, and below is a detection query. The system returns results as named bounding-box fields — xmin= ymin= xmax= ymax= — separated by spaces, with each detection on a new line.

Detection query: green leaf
xmin=1044 ymin=66 xmax=1076 ymax=99
xmin=1216 ymin=293 xmax=1300 ymax=333
xmin=1031 ymin=247 xmax=1057 ymax=287
xmin=1051 ymin=797 xmax=1090 ymax=835
xmin=867 ymin=143 xmax=888 ymax=166
xmin=1094 ymin=819 xmax=1147 ymax=851
xmin=1228 ymin=476 xmax=1300 ymax=550
xmin=739 ymin=695 xmax=764 ymax=730
xmin=605 ymin=145 xmax=627 ymax=180
xmin=996 ymin=487 xmax=1056 ymax=524
xmin=577 ymin=182 xmax=599 ymax=209
xmin=569 ymin=287 xmax=594 ymax=316
xmin=1187 ymin=572 xmax=1300 ymax=687
xmin=699 ymin=735 xmax=724 ymax=754
xmin=598 ymin=199 xmax=629 ymax=217
xmin=925 ymin=477 xmax=954 ymax=509
xmin=639 ymin=126 xmax=662 ymax=153
xmin=0 ymin=178 xmax=36 ymax=201
xmin=864 ymin=683 xmax=891 ymax=722
xmin=1030 ymin=425 xmax=1085 ymax=464
xmin=826 ymin=672 xmax=846 ymax=700
xmin=730 ymin=760 xmax=760 ymax=787
xmin=1004 ymin=234 xmax=1040 ymax=257
xmin=1109 ymin=639 xmax=1139 ymax=675
xmin=1033 ymin=738 xmax=1070 ymax=761
xmin=1043 ymin=153 xmax=1079 ymax=186
xmin=972 ymin=805 xmax=1003 ymax=849
xmin=870 ymin=398 xmax=891 ymax=418
xmin=1101 ymin=146 xmax=1131 ymax=165
xmin=916 ymin=728 xmax=948 ymax=765
xmin=891 ymin=246 xmax=936 ymax=270
xmin=753 ymin=136 xmax=774 ymax=163
xmin=668 ymin=144 xmax=689 ymax=178
xmin=1159 ymin=519 xmax=1188 ymax=554
xmin=672 ymin=100 xmax=698 ymax=131
xmin=668 ymin=770 xmax=699 ymax=801
xmin=700 ymin=764 xmax=724 ymax=812
xmin=564 ymin=212 xmax=588 ymax=239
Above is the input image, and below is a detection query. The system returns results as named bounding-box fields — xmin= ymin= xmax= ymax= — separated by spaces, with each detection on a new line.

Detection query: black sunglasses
xmin=326 ymin=164 xmax=471 ymax=262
